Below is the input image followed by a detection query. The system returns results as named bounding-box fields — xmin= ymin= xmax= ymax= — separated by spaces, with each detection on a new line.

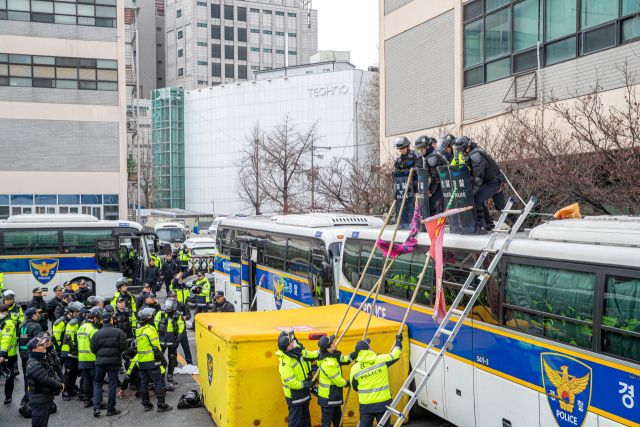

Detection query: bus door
xmin=95 ymin=239 xmax=121 ymax=292
xmin=246 ymin=236 xmax=264 ymax=311
xmin=229 ymin=248 xmax=242 ymax=311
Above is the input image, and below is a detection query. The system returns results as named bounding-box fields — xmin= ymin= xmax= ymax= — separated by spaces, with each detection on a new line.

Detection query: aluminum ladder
xmin=376 ymin=196 xmax=537 ymax=427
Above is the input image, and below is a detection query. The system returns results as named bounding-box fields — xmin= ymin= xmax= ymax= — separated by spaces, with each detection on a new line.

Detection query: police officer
xmin=51 ymin=307 xmax=72 ymax=357
xmin=62 ymin=281 xmax=77 ymax=301
xmin=276 ymin=331 xmax=319 ymax=427
xmin=113 ymin=297 xmax=136 ymax=339
xmin=436 ymin=133 xmax=456 ymax=163
xmin=19 ymin=307 xmax=44 ymax=406
xmin=415 ymin=135 xmax=446 ymax=215
xmin=27 ymin=287 xmax=49 ymax=332
xmin=145 ymin=258 xmax=162 ymax=295
xmin=86 ymin=295 xmax=105 ymax=309
xmin=60 ymin=301 xmax=84 ymax=401
xmin=154 ymin=298 xmax=184 ymax=383
xmin=54 ymin=293 xmax=74 ymax=322
xmin=349 ymin=336 xmax=403 ymax=427
xmin=178 ymin=245 xmax=191 ymax=275
xmin=170 ymin=272 xmax=191 ymax=306
xmin=452 ymin=136 xmax=520 ymax=234
xmin=316 ymin=335 xmax=352 ymax=427
xmin=394 ymin=136 xmax=422 ymax=171
xmin=136 ymin=307 xmax=173 ymax=412
xmin=138 ymin=293 xmax=161 ymax=314
xmin=189 ymin=271 xmax=210 ymax=330
xmin=25 ymin=335 xmax=64 ymax=427
xmin=0 ymin=302 xmax=18 ymax=404
xmin=212 ymin=291 xmax=235 ymax=313
xmin=75 ymin=280 xmax=92 ymax=304
xmin=110 ymin=278 xmax=137 ymax=313
xmin=3 ymin=290 xmax=25 ymax=325
xmin=77 ymin=306 xmax=102 ymax=409
xmin=45 ymin=285 xmax=63 ymax=325
xmin=167 ymin=290 xmax=193 ymax=365
xmin=40 ymin=331 xmax=63 ymax=406
xmin=135 ymin=284 xmax=152 ymax=311
xmin=149 ymin=249 xmax=161 ymax=267
xmin=160 ymin=254 xmax=179 ymax=293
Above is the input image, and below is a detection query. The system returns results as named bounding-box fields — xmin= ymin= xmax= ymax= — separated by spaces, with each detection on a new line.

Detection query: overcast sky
xmin=316 ymin=0 xmax=379 ymax=69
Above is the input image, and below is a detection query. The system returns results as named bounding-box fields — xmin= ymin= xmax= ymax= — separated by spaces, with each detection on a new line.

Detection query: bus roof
xmin=6 ymin=214 xmax=99 ymax=223
xmin=1 ymin=214 xmax=143 ymax=231
xmin=345 ymin=216 xmax=640 ymax=269
xmin=144 ymin=221 xmax=186 ymax=230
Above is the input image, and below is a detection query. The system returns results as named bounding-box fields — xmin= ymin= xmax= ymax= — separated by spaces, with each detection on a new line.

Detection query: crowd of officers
xmin=0 ymin=261 xmax=236 ymax=427
xmin=277 ymin=331 xmax=403 ymax=427
xmin=394 ymin=134 xmax=522 ymax=233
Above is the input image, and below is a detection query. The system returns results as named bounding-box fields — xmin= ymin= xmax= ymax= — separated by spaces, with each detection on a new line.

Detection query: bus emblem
xmin=273 ymin=275 xmax=286 ymax=310
xmin=541 ymin=352 xmax=592 ymax=427
xmin=29 ymin=259 xmax=59 ymax=285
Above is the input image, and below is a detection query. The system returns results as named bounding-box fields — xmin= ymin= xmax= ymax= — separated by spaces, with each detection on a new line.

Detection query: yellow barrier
xmin=195 ymin=304 xmax=410 ymax=427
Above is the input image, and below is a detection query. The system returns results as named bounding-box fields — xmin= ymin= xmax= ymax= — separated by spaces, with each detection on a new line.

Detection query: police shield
xmin=439 ymin=165 xmax=479 ymax=235
xmin=416 ymin=168 xmax=430 ymax=232
xmin=393 ymin=170 xmax=417 ymax=230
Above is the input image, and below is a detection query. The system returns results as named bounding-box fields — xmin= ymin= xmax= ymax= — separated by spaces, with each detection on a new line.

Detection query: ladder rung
xmin=470 ymin=268 xmax=486 ymax=275
xmin=451 ymin=308 xmax=465 ymax=317
xmin=493 ymin=228 xmax=511 ymax=234
xmin=414 ymin=369 xmax=427 ymax=376
xmin=443 ymin=280 xmax=463 ymax=288
xmin=462 ymin=289 xmax=476 ymax=296
xmin=502 ymin=209 xmax=522 ymax=214
xmin=385 ymin=406 xmax=404 ymax=418
xmin=440 ymin=329 xmax=453 ymax=336
xmin=427 ymin=348 xmax=440 ymax=356
xmin=482 ymin=248 xmax=498 ymax=255
xmin=402 ymin=388 xmax=415 ymax=397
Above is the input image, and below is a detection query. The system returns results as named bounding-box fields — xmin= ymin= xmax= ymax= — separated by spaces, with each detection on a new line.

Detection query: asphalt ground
xmin=0 ymin=287 xmax=452 ymax=427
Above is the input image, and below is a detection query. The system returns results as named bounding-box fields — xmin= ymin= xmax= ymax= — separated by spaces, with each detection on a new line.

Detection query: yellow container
xmin=195 ymin=304 xmax=409 ymax=427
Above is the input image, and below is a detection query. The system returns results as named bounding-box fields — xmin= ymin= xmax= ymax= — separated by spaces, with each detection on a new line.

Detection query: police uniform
xmin=45 ymin=285 xmax=63 ymax=325
xmin=316 ymin=335 xmax=352 ymax=427
xmin=19 ymin=308 xmax=44 ymax=405
xmin=169 ymin=291 xmax=193 ymax=365
xmin=110 ymin=290 xmax=137 ymax=313
xmin=192 ymin=275 xmax=211 ymax=323
xmin=0 ymin=313 xmax=18 ymax=403
xmin=349 ymin=338 xmax=402 ymax=427
xmin=154 ymin=304 xmax=185 ymax=382
xmin=27 ymin=288 xmax=49 ymax=332
xmin=135 ymin=313 xmax=172 ymax=412
xmin=77 ymin=318 xmax=99 ymax=406
xmin=178 ymin=248 xmax=190 ymax=275
xmin=113 ymin=306 xmax=136 ymax=339
xmin=61 ymin=313 xmax=83 ymax=400
xmin=7 ymin=301 xmax=25 ymax=326
xmin=276 ymin=331 xmax=319 ymax=427
xmin=422 ymin=146 xmax=446 ymax=215
xmin=74 ymin=283 xmax=93 ymax=304
xmin=25 ymin=336 xmax=63 ymax=427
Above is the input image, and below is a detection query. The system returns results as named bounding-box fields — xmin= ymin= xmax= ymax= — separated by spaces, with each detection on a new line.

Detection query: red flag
xmin=426 ymin=216 xmax=447 ymax=324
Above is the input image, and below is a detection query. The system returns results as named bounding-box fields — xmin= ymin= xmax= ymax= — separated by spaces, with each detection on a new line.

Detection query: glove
xmin=349 ymin=351 xmax=358 ymax=362
xmin=344 ymin=380 xmax=350 ymax=388
xmin=301 ymin=381 xmax=312 ymax=389
xmin=396 ymin=334 xmax=403 ymax=342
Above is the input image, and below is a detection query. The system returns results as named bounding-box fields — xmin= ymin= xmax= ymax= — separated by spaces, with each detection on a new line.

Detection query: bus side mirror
xmin=154 ymin=239 xmax=159 ymax=253
xmin=322 ymin=262 xmax=333 ymax=286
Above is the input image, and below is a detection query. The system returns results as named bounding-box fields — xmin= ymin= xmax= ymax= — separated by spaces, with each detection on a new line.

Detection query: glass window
xmin=464 ymin=66 xmax=484 ymax=87
xmin=622 ymin=0 xmax=640 ymax=16
xmin=513 ymin=48 xmax=538 ymax=73
xmin=54 ymin=14 xmax=75 ymax=24
xmin=341 ymin=241 xmax=359 ymax=286
xmin=211 ymin=24 xmax=220 ymax=39
xmin=63 ymin=229 xmax=112 ymax=253
xmin=211 ymin=3 xmax=219 ymax=18
xmin=263 ymin=30 xmax=271 ymax=34
xmin=58 ymin=194 xmax=80 ymax=204
xmin=212 ymin=62 xmax=221 ymax=77
xmin=79 ymin=68 xmax=96 ymax=79
xmin=0 ymin=207 xmax=9 ymax=220
xmin=7 ymin=0 xmax=29 ymax=11
xmin=97 ymin=69 xmax=117 ymax=80
xmin=581 ymin=23 xmax=616 ymax=54
xmin=485 ymin=8 xmax=511 ymax=61
xmin=79 ymin=80 xmax=96 ymax=89
xmin=81 ymin=194 xmax=102 ymax=204
xmin=10 ymin=64 xmax=31 ymax=77
xmin=178 ymin=68 xmax=183 ymax=76
xmin=251 ymin=8 xmax=258 ymax=12
xmin=359 ymin=244 xmax=384 ymax=291
xmin=463 ymin=0 xmax=483 ymax=22
xmin=97 ymin=82 xmax=116 ymax=90
xmin=238 ymin=27 xmax=246 ymax=42
xmin=622 ymin=16 xmax=640 ymax=41
xmin=56 ymin=67 xmax=77 ymax=79
xmin=486 ymin=0 xmax=508 ymax=13
xmin=176 ymin=8 xmax=181 ymax=17
xmin=177 ymin=30 xmax=183 ymax=38
xmin=35 ymin=194 xmax=56 ymax=205
xmin=11 ymin=194 xmax=33 ymax=204
xmin=238 ymin=46 xmax=247 ymax=60
xmin=486 ymin=57 xmax=510 ymax=82
xmin=224 ymin=4 xmax=232 ymax=19
xmin=225 ymin=26 xmax=233 ymax=40
xmin=288 ymin=12 xmax=295 ymax=17
xmin=33 ymin=56 xmax=55 ymax=65
xmin=31 ymin=1 xmax=53 ymax=13
xmin=224 ymin=44 xmax=234 ymax=59
xmin=77 ymin=4 xmax=94 ymax=15
xmin=225 ymin=63 xmax=234 ymax=78
xmin=545 ymin=36 xmax=576 ymax=65
xmin=211 ymin=44 xmax=221 ymax=58
xmin=602 ymin=274 xmax=640 ymax=362
xmin=3 ymin=230 xmax=59 ymax=255
xmin=286 ymin=238 xmax=310 ymax=276
xmin=178 ymin=49 xmax=183 ymax=57
xmin=545 ymin=0 xmax=576 ymax=41
xmin=464 ymin=19 xmax=483 ymax=67
xmin=265 ymin=234 xmax=286 ymax=259
xmin=513 ymin=0 xmax=539 ymax=52
xmin=0 ymin=65 xmax=6 ymax=76
xmin=95 ymin=5 xmax=114 ymax=17
xmin=237 ymin=6 xmax=245 ymax=21
xmin=54 ymin=2 xmax=75 ymax=14
xmin=0 ymin=195 xmax=8 ymax=204
xmin=504 ymin=263 xmax=595 ymax=348
xmin=56 ymin=57 xmax=75 ymax=67
xmin=581 ymin=0 xmax=618 ymax=30
xmin=287 ymin=33 xmax=296 ymax=37
xmin=263 ymin=9 xmax=271 ymax=14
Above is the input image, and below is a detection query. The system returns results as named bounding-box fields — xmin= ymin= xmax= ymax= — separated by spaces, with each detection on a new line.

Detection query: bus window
xmin=385 ymin=251 xmax=414 ymax=300
xmin=286 ymin=238 xmax=310 ymax=277
xmin=95 ymin=239 xmax=120 ymax=272
xmin=470 ymin=254 xmax=501 ymax=325
xmin=504 ymin=263 xmax=595 ymax=349
xmin=407 ymin=251 xmax=433 ymax=306
xmin=2 ymin=230 xmax=59 ymax=255
xmin=63 ymin=230 xmax=113 ymax=254
xmin=342 ymin=241 xmax=359 ymax=286
xmin=264 ymin=234 xmax=286 ymax=270
xmin=359 ymin=243 xmax=384 ymax=291
xmin=602 ymin=274 xmax=640 ymax=362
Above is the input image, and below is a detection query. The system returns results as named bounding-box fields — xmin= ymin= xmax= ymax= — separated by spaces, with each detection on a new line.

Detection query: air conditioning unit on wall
xmin=503 ymin=72 xmax=537 ymax=103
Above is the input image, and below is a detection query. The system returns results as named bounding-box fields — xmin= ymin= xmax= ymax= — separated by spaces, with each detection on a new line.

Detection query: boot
xmin=166 ymin=374 xmax=173 ymax=383
xmin=84 ymin=400 xmax=92 ymax=408
xmin=94 ymin=408 xmax=101 ymax=417
xmin=62 ymin=391 xmax=71 ymax=401
xmin=157 ymin=403 xmax=173 ymax=412
xmin=143 ymin=403 xmax=155 ymax=411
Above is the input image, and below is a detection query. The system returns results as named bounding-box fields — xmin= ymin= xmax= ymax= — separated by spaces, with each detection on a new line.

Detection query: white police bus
xmin=338 ymin=216 xmax=640 ymax=427
xmin=210 ymin=214 xmax=384 ymax=312
xmin=0 ymin=214 xmax=154 ymax=303
xmin=143 ymin=220 xmax=186 ymax=255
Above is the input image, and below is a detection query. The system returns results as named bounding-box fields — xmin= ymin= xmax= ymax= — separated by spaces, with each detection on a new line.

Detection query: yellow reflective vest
xmin=275 ymin=347 xmax=319 ymax=406
xmin=77 ymin=321 xmax=98 ymax=366
xmin=317 ymin=352 xmax=350 ymax=407
xmin=135 ymin=323 xmax=162 ymax=370
xmin=350 ymin=347 xmax=401 ymax=409
xmin=0 ymin=317 xmax=17 ymax=358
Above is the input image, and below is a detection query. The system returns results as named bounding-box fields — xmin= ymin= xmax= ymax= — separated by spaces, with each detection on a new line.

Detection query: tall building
xmin=164 ymin=0 xmax=318 ymax=91
xmin=156 ymin=0 xmax=166 ymax=85
xmin=379 ymin=0 xmax=640 ymax=154
xmin=184 ymin=62 xmax=375 ymax=214
xmin=0 ymin=0 xmax=128 ymax=220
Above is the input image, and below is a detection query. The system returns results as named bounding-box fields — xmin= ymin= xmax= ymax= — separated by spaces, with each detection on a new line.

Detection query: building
xmin=379 ymin=0 xmax=640 ymax=155
xmin=156 ymin=0 xmax=166 ymax=85
xmin=163 ymin=0 xmax=318 ymax=91
xmin=124 ymin=0 xmax=158 ymax=98
xmin=184 ymin=61 xmax=375 ymax=214
xmin=126 ymin=98 xmax=152 ymax=218
xmin=0 ymin=0 xmax=128 ymax=220
xmin=310 ymin=50 xmax=350 ymax=63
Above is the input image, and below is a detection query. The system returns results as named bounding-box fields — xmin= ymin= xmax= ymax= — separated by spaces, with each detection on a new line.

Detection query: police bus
xmin=0 ymin=214 xmax=154 ymax=303
xmin=143 ymin=220 xmax=187 ymax=255
xmin=338 ymin=216 xmax=639 ymax=427
xmin=210 ymin=214 xmax=384 ymax=312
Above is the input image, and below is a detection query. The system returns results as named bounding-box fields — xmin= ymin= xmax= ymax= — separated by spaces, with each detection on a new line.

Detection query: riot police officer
xmin=393 ymin=136 xmax=422 ymax=171
xmin=436 ymin=133 xmax=456 ymax=164
xmin=452 ymin=137 xmax=521 ymax=234
xmin=415 ymin=136 xmax=446 ymax=215
xmin=154 ymin=299 xmax=185 ymax=383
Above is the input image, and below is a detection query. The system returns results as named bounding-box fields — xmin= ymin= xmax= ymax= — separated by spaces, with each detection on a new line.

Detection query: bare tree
xmin=236 ymin=122 xmax=267 ymax=214
xmin=260 ymin=115 xmax=319 ymax=214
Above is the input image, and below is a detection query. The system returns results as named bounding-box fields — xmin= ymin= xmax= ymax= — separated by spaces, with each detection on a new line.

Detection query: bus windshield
xmin=157 ymin=228 xmax=186 ymax=243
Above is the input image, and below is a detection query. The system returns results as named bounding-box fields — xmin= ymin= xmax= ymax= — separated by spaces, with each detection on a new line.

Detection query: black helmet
xmin=395 ymin=136 xmax=411 ymax=150
xmin=453 ymin=136 xmax=473 ymax=158
xmin=414 ymin=135 xmax=429 ymax=151
xmin=436 ymin=134 xmax=456 ymax=151
xmin=115 ymin=278 xmax=128 ymax=290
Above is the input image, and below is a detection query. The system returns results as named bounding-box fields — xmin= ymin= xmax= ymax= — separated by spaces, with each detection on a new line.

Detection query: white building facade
xmin=184 ymin=62 xmax=374 ymax=214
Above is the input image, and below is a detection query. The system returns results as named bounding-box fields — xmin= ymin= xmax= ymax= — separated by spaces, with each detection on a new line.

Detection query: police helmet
xmin=88 ymin=306 xmax=105 ymax=319
xmin=164 ymin=298 xmax=178 ymax=312
xmin=87 ymin=295 xmax=104 ymax=307
xmin=2 ymin=290 xmax=15 ymax=300
xmin=68 ymin=301 xmax=85 ymax=313
xmin=115 ymin=277 xmax=128 ymax=290
xmin=138 ymin=307 xmax=156 ymax=321
xmin=436 ymin=134 xmax=457 ymax=151
xmin=414 ymin=135 xmax=429 ymax=151
xmin=394 ymin=136 xmax=411 ymax=150
xmin=453 ymin=136 xmax=473 ymax=159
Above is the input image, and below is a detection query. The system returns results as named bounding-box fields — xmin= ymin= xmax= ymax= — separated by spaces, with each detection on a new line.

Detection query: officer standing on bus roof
xmin=27 ymin=288 xmax=49 ymax=332
xmin=415 ymin=136 xmax=446 ymax=215
xmin=46 ymin=285 xmax=64 ymax=325
xmin=349 ymin=335 xmax=403 ymax=427
xmin=394 ymin=136 xmax=422 ymax=171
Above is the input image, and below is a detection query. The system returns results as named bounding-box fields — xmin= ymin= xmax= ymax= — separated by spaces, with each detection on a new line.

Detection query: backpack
xmin=177 ymin=389 xmax=203 ymax=409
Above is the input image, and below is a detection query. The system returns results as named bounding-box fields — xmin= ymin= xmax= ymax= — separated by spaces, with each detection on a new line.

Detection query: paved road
xmin=1 ymin=287 xmax=453 ymax=426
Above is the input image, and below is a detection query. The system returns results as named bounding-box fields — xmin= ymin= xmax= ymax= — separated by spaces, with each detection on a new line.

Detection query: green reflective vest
xmin=110 ymin=291 xmax=137 ymax=313
xmin=0 ymin=317 xmax=18 ymax=358
xmin=170 ymin=281 xmax=190 ymax=304
xmin=52 ymin=316 xmax=71 ymax=352
xmin=7 ymin=303 xmax=24 ymax=326
xmin=150 ymin=255 xmax=161 ymax=267
xmin=275 ymin=347 xmax=319 ymax=406
xmin=350 ymin=347 xmax=401 ymax=406
xmin=77 ymin=321 xmax=98 ymax=363
xmin=0 ymin=273 xmax=3 ymax=293
xmin=179 ymin=250 xmax=190 ymax=262
xmin=135 ymin=323 xmax=162 ymax=370
xmin=317 ymin=353 xmax=350 ymax=406
xmin=62 ymin=317 xmax=82 ymax=358
xmin=196 ymin=277 xmax=210 ymax=302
